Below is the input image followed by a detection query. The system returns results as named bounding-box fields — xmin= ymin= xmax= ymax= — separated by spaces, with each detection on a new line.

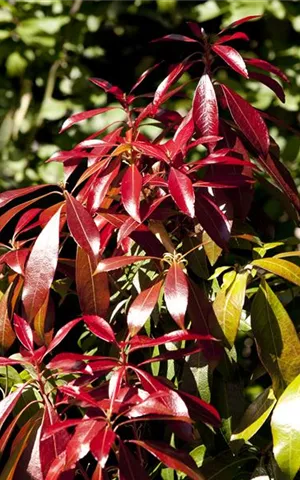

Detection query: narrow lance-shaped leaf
xmin=231 ymin=387 xmax=276 ymax=447
xmin=65 ymin=420 xmax=104 ymax=469
xmin=212 ymin=45 xmax=248 ymax=78
xmin=251 ymin=279 xmax=300 ymax=396
xmin=66 ymin=192 xmax=100 ymax=263
xmin=248 ymin=72 xmax=285 ymax=103
xmin=83 ymin=315 xmax=115 ymax=343
xmin=90 ymin=426 xmax=116 ymax=468
xmin=127 ymin=280 xmax=163 ymax=336
xmin=220 ymin=84 xmax=269 ymax=157
xmin=121 ymin=164 xmax=142 ymax=223
xmin=0 ymin=283 xmax=16 ymax=354
xmin=245 ymin=57 xmax=289 ymax=83
xmin=252 ymin=258 xmax=300 ymax=287
xmin=129 ymin=440 xmax=205 ymax=480
xmin=60 ymin=107 xmax=116 ymax=133
xmin=212 ymin=271 xmax=248 ymax=347
xmin=22 ymin=206 xmax=62 ymax=321
xmin=215 ymin=32 xmax=249 ymax=44
xmin=95 ymin=255 xmax=153 ymax=274
xmin=168 ymin=168 xmax=195 ymax=217
xmin=13 ymin=313 xmax=33 ymax=352
xmin=164 ymin=263 xmax=189 ymax=329
xmin=192 ymin=74 xmax=218 ymax=150
xmin=76 ymin=246 xmax=110 ymax=317
xmin=271 ymin=373 xmax=300 ymax=480
xmin=119 ymin=441 xmax=150 ymax=480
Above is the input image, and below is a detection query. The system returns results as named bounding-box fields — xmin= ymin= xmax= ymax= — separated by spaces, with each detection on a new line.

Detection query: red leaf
xmin=0 ymin=185 xmax=51 ymax=209
xmin=164 ymin=263 xmax=188 ymax=329
xmin=83 ymin=315 xmax=115 ymax=343
xmin=129 ymin=330 xmax=213 ymax=352
xmin=89 ymin=77 xmax=125 ymax=103
xmin=59 ymin=385 xmax=101 ymax=409
xmin=95 ymin=255 xmax=153 ymax=273
xmin=220 ymin=84 xmax=269 ymax=156
xmin=76 ymin=247 xmax=110 ymax=317
xmin=130 ymin=62 xmax=161 ymax=94
xmin=0 ymin=384 xmax=27 ymax=430
xmin=60 ymin=107 xmax=116 ymax=133
xmin=22 ymin=206 xmax=62 ymax=321
xmin=127 ymin=280 xmax=163 ymax=336
xmin=168 ymin=167 xmax=195 ymax=217
xmin=220 ymin=15 xmax=261 ymax=33
xmin=192 ymin=74 xmax=219 ymax=148
xmin=215 ymin=32 xmax=249 ymax=44
xmin=173 ymin=109 xmax=195 ymax=150
xmin=87 ymin=159 xmax=120 ymax=214
xmin=248 ymin=71 xmax=285 ymax=103
xmin=13 ymin=313 xmax=33 ymax=352
xmin=0 ymin=357 xmax=29 ymax=366
xmin=13 ymin=208 xmax=42 ymax=238
xmin=44 ymin=317 xmax=82 ymax=357
xmin=121 ymin=165 xmax=142 ymax=223
xmin=245 ymin=57 xmax=289 ymax=83
xmin=128 ymin=440 xmax=204 ymax=480
xmin=66 ymin=192 xmax=100 ymax=262
xmin=152 ymin=34 xmax=198 ymax=43
xmin=119 ymin=441 xmax=150 ymax=480
xmin=44 ymin=451 xmax=68 ymax=480
xmin=131 ymin=142 xmax=169 ymax=163
xmin=90 ymin=426 xmax=115 ymax=468
xmin=195 ymin=192 xmax=231 ymax=249
xmin=212 ymin=44 xmax=248 ymax=78
xmin=65 ymin=420 xmax=104 ymax=468
xmin=153 ymin=60 xmax=192 ymax=110
xmin=138 ymin=343 xmax=204 ymax=365
xmin=0 ymin=249 xmax=30 ymax=276
xmin=117 ymin=217 xmax=140 ymax=246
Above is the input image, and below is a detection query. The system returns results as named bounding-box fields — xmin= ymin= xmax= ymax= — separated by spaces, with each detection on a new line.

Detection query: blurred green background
xmin=0 ymin=0 xmax=299 ymax=191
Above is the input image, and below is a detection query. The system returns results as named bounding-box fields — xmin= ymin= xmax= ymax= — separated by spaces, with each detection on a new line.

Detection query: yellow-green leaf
xmin=251 ymin=280 xmax=300 ymax=396
xmin=203 ymin=231 xmax=222 ymax=266
xmin=212 ymin=271 xmax=248 ymax=347
xmin=231 ymin=387 xmax=276 ymax=448
xmin=0 ymin=284 xmax=16 ymax=354
xmin=271 ymin=373 xmax=300 ymax=480
xmin=252 ymin=258 xmax=300 ymax=286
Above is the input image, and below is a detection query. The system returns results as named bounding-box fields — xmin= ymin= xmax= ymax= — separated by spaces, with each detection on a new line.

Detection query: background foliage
xmin=0 ymin=0 xmax=299 ymax=190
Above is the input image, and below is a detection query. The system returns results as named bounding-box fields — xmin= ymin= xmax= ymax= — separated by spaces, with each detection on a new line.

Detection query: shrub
xmin=0 ymin=15 xmax=300 ymax=480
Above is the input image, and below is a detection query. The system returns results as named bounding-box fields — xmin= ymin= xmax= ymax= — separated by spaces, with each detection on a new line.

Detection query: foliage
xmin=0 ymin=11 xmax=300 ymax=480
xmin=0 ymin=0 xmax=300 ymax=192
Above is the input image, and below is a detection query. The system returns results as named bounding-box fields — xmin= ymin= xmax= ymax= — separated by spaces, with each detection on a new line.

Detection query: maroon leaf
xmin=44 ymin=451 xmax=68 ymax=480
xmin=173 ymin=109 xmax=194 ymax=150
xmin=168 ymin=167 xmax=195 ymax=217
xmin=164 ymin=264 xmax=189 ymax=329
xmin=13 ymin=313 xmax=33 ymax=352
xmin=95 ymin=255 xmax=153 ymax=273
xmin=76 ymin=246 xmax=110 ymax=318
xmin=192 ymin=74 xmax=219 ymax=149
xmin=130 ymin=62 xmax=161 ymax=94
xmin=117 ymin=217 xmax=140 ymax=246
xmin=90 ymin=426 xmax=115 ymax=468
xmin=22 ymin=206 xmax=62 ymax=321
xmin=60 ymin=107 xmax=116 ymax=133
xmin=220 ymin=83 xmax=269 ymax=156
xmin=195 ymin=192 xmax=231 ymax=249
xmin=132 ymin=142 xmax=169 ymax=163
xmin=245 ymin=57 xmax=289 ymax=83
xmin=83 ymin=315 xmax=115 ymax=343
xmin=212 ymin=44 xmax=248 ymax=78
xmin=177 ymin=390 xmax=221 ymax=427
xmin=128 ymin=440 xmax=204 ymax=480
xmin=215 ymin=32 xmax=249 ymax=44
xmin=119 ymin=441 xmax=150 ymax=480
xmin=0 ymin=357 xmax=29 ymax=366
xmin=127 ymin=280 xmax=163 ymax=336
xmin=44 ymin=317 xmax=82 ymax=358
xmin=66 ymin=192 xmax=100 ymax=262
xmin=59 ymin=385 xmax=102 ymax=409
xmin=153 ymin=59 xmax=192 ymax=110
xmin=248 ymin=71 xmax=285 ymax=103
xmin=121 ymin=165 xmax=142 ymax=223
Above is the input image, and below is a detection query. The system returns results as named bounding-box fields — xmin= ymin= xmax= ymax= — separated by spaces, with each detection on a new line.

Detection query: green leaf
xmin=251 ymin=280 xmax=300 ymax=396
xmin=212 ymin=272 xmax=248 ymax=347
xmin=271 ymin=373 xmax=300 ymax=480
xmin=230 ymin=387 xmax=276 ymax=450
xmin=252 ymin=258 xmax=300 ymax=286
xmin=6 ymin=52 xmax=28 ymax=78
